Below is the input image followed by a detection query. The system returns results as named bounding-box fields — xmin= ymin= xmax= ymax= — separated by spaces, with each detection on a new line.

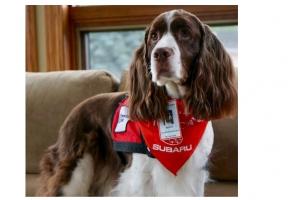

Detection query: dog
xmin=37 ymin=9 xmax=237 ymax=196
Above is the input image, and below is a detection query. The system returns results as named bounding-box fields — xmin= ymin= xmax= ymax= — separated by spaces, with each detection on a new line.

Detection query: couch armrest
xmin=26 ymin=70 xmax=118 ymax=173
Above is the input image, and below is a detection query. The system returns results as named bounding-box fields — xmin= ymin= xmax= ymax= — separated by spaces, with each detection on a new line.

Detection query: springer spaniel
xmin=37 ymin=9 xmax=237 ymax=196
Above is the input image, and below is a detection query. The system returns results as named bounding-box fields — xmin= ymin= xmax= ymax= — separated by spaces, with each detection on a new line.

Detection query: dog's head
xmin=129 ymin=9 xmax=237 ymax=121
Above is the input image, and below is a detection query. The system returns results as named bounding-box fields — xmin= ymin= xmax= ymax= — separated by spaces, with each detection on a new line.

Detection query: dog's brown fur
xmin=129 ymin=10 xmax=237 ymax=121
xmin=37 ymin=92 xmax=131 ymax=196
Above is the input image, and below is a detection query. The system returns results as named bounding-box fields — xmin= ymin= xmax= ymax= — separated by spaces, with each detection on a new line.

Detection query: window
xmin=82 ymin=25 xmax=238 ymax=78
xmin=83 ymin=30 xmax=145 ymax=78
xmin=65 ymin=5 xmax=238 ymax=72
xmin=212 ymin=25 xmax=238 ymax=67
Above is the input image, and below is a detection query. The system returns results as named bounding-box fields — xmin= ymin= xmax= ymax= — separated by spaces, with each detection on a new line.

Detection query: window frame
xmin=68 ymin=5 xmax=238 ymax=70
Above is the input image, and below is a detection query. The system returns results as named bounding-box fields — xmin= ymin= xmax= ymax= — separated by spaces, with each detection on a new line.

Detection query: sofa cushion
xmin=210 ymin=117 xmax=238 ymax=181
xmin=205 ymin=181 xmax=238 ymax=196
xmin=26 ymin=174 xmax=39 ymax=196
xmin=209 ymin=68 xmax=238 ymax=181
xmin=26 ymin=70 xmax=119 ymax=174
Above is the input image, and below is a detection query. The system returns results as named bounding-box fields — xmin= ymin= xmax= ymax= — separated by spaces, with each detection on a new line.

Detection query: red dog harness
xmin=112 ymin=97 xmax=208 ymax=175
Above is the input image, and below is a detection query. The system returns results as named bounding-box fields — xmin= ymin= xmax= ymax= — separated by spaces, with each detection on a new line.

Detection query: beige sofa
xmin=26 ymin=70 xmax=238 ymax=196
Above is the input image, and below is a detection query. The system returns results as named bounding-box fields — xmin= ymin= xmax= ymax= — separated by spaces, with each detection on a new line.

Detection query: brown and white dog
xmin=37 ymin=9 xmax=237 ymax=196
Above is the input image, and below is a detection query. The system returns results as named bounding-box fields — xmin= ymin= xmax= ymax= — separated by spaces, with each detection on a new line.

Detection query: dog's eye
xmin=180 ymin=28 xmax=190 ymax=39
xmin=151 ymin=32 xmax=159 ymax=41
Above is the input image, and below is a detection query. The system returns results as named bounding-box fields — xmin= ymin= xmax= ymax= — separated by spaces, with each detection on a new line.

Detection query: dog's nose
xmin=154 ymin=47 xmax=174 ymax=61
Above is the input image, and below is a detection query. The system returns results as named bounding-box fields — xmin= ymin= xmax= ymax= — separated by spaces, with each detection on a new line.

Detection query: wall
xmin=35 ymin=6 xmax=47 ymax=72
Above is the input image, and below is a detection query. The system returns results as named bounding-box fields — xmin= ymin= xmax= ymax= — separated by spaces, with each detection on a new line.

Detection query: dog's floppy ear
xmin=185 ymin=24 xmax=237 ymax=120
xmin=128 ymin=26 xmax=168 ymax=121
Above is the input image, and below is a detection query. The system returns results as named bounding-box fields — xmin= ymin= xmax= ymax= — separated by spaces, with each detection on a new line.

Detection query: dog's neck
xmin=165 ymin=81 xmax=185 ymax=99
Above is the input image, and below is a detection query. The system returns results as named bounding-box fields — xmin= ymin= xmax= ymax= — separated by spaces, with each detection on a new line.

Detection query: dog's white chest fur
xmin=111 ymin=121 xmax=214 ymax=196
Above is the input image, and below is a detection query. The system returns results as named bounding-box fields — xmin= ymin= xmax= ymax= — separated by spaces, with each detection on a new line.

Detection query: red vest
xmin=112 ymin=97 xmax=207 ymax=175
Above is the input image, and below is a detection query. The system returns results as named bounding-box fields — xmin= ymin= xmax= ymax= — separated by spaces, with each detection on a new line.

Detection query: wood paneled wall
xmin=26 ymin=6 xmax=39 ymax=72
